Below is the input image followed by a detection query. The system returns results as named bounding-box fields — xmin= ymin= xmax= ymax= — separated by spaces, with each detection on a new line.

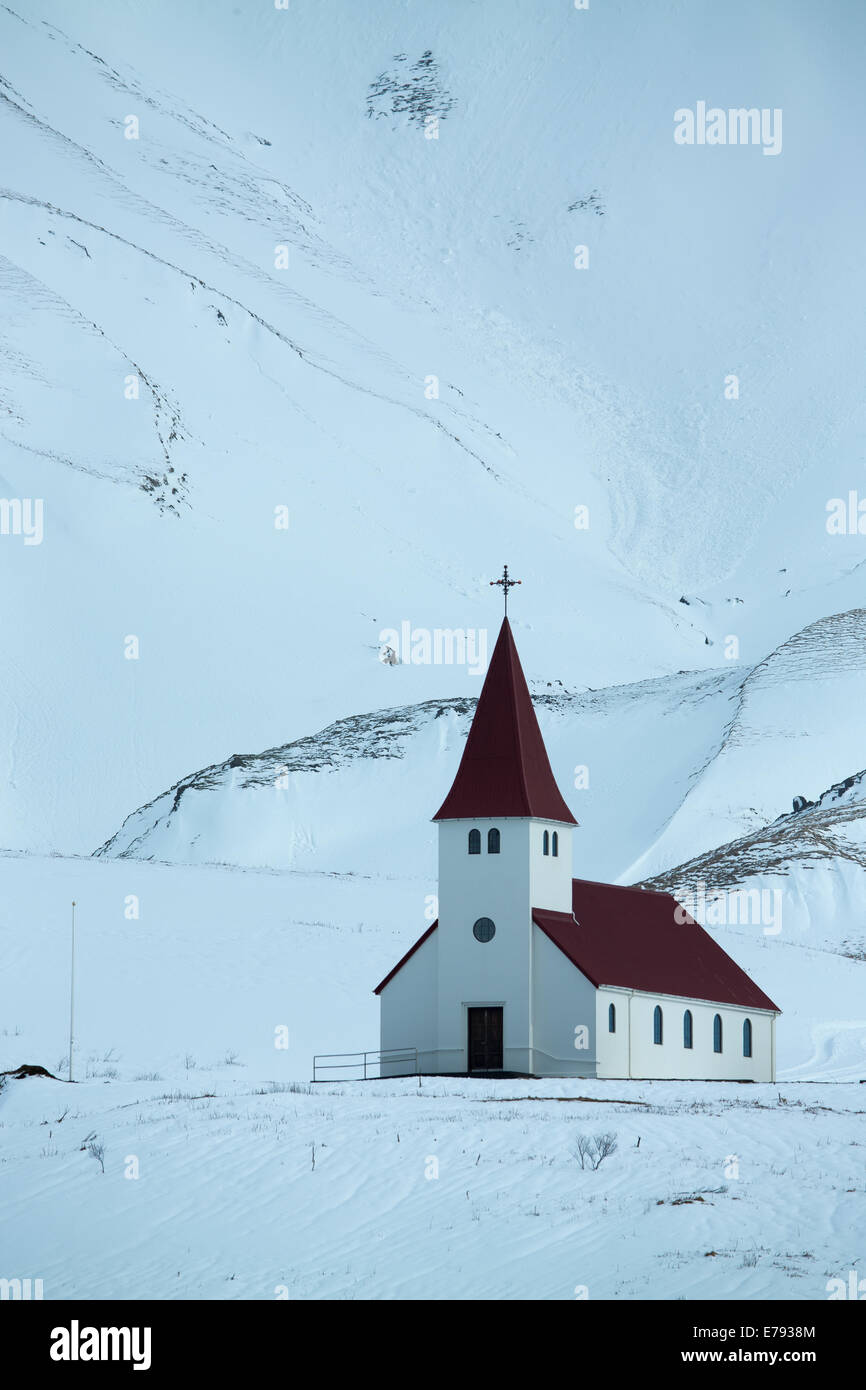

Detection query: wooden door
xmin=468 ymin=1007 xmax=503 ymax=1071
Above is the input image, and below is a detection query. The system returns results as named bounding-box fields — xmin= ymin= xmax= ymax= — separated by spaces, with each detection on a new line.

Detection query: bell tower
xmin=431 ymin=579 xmax=577 ymax=1072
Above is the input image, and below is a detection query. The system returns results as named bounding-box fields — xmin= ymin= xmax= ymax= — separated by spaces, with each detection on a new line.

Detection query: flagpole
xmin=68 ymin=901 xmax=76 ymax=1083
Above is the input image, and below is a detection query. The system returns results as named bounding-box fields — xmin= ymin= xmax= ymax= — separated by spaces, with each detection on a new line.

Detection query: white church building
xmin=375 ymin=614 xmax=780 ymax=1080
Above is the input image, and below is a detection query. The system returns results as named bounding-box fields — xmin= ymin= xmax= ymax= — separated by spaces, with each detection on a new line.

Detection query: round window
xmin=473 ymin=917 xmax=496 ymax=943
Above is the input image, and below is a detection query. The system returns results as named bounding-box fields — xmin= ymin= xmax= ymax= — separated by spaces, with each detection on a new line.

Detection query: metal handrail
xmin=312 ymin=1047 xmax=418 ymax=1082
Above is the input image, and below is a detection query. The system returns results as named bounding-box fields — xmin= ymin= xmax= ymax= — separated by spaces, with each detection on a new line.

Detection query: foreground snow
xmin=0 ymin=852 xmax=863 ymax=1300
xmin=2 ymin=1071 xmax=863 ymax=1301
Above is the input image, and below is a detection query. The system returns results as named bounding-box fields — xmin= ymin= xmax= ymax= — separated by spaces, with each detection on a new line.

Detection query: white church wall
xmin=531 ymin=925 xmax=597 ymax=1076
xmin=379 ymin=928 xmax=438 ymax=1076
xmin=597 ymin=988 xmax=776 ymax=1082
xmin=528 ymin=821 xmax=574 ymax=912
xmin=436 ymin=817 xmax=533 ymax=1072
xmin=595 ymin=988 xmax=631 ymax=1078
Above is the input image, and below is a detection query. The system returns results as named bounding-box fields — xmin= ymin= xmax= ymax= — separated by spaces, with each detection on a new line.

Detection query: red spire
xmin=433 ymin=618 xmax=577 ymax=824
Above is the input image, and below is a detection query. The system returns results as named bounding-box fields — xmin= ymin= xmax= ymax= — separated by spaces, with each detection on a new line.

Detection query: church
xmin=374 ymin=606 xmax=780 ymax=1081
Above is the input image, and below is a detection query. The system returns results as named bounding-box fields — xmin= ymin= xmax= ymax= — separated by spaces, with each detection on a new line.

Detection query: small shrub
xmin=85 ymin=1137 xmax=105 ymax=1173
xmin=574 ymin=1131 xmax=618 ymax=1171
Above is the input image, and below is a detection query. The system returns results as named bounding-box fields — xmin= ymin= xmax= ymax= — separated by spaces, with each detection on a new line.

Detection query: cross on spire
xmin=490 ymin=564 xmax=521 ymax=617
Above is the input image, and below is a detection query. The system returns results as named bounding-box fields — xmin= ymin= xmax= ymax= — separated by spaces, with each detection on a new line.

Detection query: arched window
xmin=487 ymin=827 xmax=500 ymax=855
xmin=713 ymin=1014 xmax=723 ymax=1053
xmin=683 ymin=1009 xmax=693 ymax=1049
xmin=468 ymin=828 xmax=481 ymax=855
xmin=743 ymin=1018 xmax=752 ymax=1058
xmin=608 ymin=1003 xmax=616 ymax=1033
xmin=552 ymin=831 xmax=559 ymax=857
xmin=543 ymin=830 xmax=549 ymax=856
xmin=653 ymin=1005 xmax=663 ymax=1045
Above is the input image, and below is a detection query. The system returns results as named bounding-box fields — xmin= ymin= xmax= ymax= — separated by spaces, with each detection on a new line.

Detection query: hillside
xmin=1 ymin=0 xmax=866 ymax=858
xmin=95 ymin=666 xmax=740 ymax=881
xmin=623 ymin=608 xmax=866 ymax=880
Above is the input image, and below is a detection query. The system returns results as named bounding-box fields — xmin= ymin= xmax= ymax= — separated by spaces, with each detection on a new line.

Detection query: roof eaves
xmin=373 ymin=919 xmax=438 ymax=995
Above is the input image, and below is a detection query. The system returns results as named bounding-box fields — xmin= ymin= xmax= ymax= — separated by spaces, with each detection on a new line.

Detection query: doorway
xmin=467 ymin=1006 xmax=503 ymax=1071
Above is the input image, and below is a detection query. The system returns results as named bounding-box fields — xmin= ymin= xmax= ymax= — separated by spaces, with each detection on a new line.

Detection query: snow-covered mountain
xmin=645 ymin=765 xmax=866 ymax=913
xmin=94 ymin=607 xmax=866 ymax=900
xmin=626 ymin=607 xmax=866 ymax=879
xmin=95 ymin=664 xmax=741 ymax=880
xmin=2 ymin=0 xmax=866 ymax=860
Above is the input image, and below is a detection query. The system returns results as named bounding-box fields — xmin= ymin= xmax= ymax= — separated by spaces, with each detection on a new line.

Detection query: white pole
xmin=68 ymin=901 xmax=76 ymax=1083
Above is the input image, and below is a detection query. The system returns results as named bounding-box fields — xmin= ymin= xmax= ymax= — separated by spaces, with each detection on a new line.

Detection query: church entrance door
xmin=468 ymin=1007 xmax=503 ymax=1071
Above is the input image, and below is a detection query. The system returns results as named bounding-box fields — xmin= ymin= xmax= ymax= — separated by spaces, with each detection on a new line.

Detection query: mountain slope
xmin=2 ymin=0 xmax=866 ymax=856
xmin=96 ymin=666 xmax=741 ymax=882
xmin=623 ymin=609 xmax=866 ymax=880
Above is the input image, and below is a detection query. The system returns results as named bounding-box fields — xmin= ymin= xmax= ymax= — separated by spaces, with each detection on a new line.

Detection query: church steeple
xmin=433 ymin=618 xmax=577 ymax=824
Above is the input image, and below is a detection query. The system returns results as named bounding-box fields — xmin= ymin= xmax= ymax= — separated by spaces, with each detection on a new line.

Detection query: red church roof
xmin=433 ymin=618 xmax=577 ymax=824
xmin=373 ymin=920 xmax=437 ymax=995
xmin=533 ymin=879 xmax=780 ymax=1012
xmin=375 ymin=880 xmax=779 ymax=1009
